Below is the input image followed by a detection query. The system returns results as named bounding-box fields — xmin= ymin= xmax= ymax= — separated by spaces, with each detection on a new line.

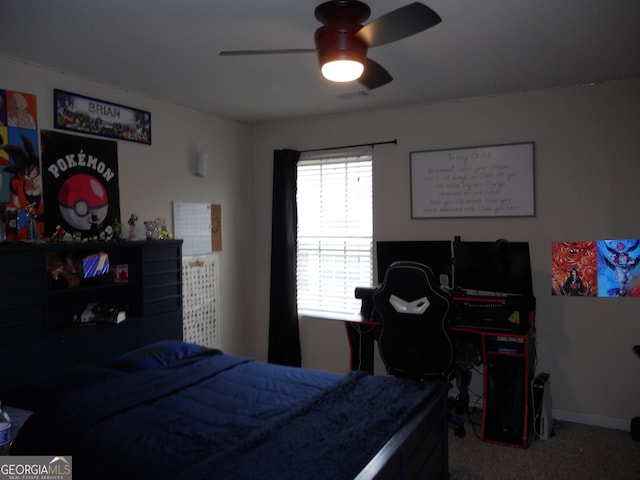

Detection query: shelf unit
xmin=0 ymin=239 xmax=183 ymax=396
xmin=482 ymin=328 xmax=535 ymax=448
xmin=451 ymin=307 xmax=536 ymax=449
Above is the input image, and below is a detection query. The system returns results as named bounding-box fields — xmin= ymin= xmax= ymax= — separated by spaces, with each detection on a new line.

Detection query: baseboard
xmin=458 ymin=402 xmax=630 ymax=432
xmin=458 ymin=391 xmax=630 ymax=432
xmin=552 ymin=409 xmax=630 ymax=431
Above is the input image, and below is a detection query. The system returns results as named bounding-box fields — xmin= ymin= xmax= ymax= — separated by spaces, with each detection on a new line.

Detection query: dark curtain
xmin=268 ymin=149 xmax=302 ymax=366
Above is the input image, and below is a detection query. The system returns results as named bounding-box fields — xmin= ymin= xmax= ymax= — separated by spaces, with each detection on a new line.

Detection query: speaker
xmin=484 ymin=355 xmax=526 ymax=445
xmin=196 ymin=151 xmax=208 ymax=177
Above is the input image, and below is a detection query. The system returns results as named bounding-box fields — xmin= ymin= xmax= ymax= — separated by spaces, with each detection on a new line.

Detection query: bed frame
xmin=0 ymin=240 xmax=184 ymax=397
xmin=358 ymin=386 xmax=449 ymax=479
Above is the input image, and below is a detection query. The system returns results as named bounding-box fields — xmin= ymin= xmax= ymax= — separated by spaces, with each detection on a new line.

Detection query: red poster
xmin=551 ymin=242 xmax=597 ymax=296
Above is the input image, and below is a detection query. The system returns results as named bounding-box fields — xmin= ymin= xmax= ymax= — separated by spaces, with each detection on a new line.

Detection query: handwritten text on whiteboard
xmin=410 ymin=143 xmax=535 ymax=218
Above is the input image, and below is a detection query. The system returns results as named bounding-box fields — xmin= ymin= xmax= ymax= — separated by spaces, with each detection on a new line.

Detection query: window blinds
xmin=296 ymin=152 xmax=373 ymax=315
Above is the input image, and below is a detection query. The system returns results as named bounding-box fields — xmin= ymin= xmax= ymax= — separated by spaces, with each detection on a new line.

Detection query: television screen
xmin=82 ymin=252 xmax=110 ymax=278
xmin=453 ymin=241 xmax=533 ymax=296
xmin=376 ymin=241 xmax=453 ymax=288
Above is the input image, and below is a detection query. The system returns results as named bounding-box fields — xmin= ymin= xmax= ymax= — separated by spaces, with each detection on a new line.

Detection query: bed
xmin=6 ymin=340 xmax=449 ymax=479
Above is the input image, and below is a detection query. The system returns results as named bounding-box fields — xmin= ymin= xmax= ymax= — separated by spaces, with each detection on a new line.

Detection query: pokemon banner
xmin=41 ymin=130 xmax=121 ymax=240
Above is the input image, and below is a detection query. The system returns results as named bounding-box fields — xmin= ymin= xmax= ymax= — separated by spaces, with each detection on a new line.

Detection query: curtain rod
xmin=300 ymin=138 xmax=397 ymax=153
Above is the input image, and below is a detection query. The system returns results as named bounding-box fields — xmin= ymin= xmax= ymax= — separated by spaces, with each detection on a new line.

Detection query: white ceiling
xmin=2 ymin=0 xmax=639 ymax=125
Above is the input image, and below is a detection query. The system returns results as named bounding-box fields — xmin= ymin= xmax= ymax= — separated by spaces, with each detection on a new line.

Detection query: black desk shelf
xmin=464 ymin=328 xmax=535 ymax=449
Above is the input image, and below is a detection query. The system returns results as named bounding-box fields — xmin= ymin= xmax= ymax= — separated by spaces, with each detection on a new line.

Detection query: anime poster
xmin=4 ymin=90 xmax=37 ymax=129
xmin=0 ymin=90 xmax=42 ymax=240
xmin=597 ymin=239 xmax=640 ymax=297
xmin=41 ymin=130 xmax=121 ymax=240
xmin=551 ymin=242 xmax=597 ymax=296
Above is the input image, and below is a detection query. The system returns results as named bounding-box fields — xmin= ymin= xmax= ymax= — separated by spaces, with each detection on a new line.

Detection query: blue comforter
xmin=13 ymin=350 xmax=446 ymax=480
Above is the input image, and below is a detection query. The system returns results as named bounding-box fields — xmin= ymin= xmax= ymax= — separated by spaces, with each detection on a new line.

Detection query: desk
xmin=340 ymin=305 xmax=536 ymax=449
xmin=307 ymin=311 xmax=379 ymax=373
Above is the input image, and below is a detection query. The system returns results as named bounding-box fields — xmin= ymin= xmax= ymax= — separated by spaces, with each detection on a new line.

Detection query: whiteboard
xmin=410 ymin=142 xmax=535 ymax=218
xmin=173 ymin=202 xmax=212 ymax=255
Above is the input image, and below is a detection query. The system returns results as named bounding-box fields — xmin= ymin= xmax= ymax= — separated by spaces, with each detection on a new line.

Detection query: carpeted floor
xmin=448 ymin=419 xmax=640 ymax=479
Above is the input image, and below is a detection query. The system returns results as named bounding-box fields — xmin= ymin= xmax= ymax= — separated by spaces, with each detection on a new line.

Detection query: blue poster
xmin=597 ymin=239 xmax=640 ymax=297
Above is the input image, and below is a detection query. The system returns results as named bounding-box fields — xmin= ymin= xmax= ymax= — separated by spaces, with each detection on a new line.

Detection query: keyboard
xmin=453 ymin=320 xmax=515 ymax=332
xmin=455 ymin=300 xmax=510 ymax=319
xmin=450 ymin=300 xmax=515 ymax=331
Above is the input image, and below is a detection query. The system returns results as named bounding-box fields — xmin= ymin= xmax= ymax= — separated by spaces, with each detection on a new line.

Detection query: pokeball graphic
xmin=58 ymin=173 xmax=108 ymax=230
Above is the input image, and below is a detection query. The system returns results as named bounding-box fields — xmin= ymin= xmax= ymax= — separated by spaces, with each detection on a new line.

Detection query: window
xmin=296 ymin=150 xmax=373 ymax=315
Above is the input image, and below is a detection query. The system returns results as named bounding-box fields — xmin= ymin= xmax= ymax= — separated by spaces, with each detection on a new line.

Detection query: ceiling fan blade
xmin=359 ymin=58 xmax=392 ymax=89
xmin=357 ymin=2 xmax=441 ymax=48
xmin=219 ymin=49 xmax=315 ymax=56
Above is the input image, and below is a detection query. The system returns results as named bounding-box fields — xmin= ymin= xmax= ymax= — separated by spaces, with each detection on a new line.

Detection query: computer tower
xmin=483 ymin=355 xmax=527 ymax=446
xmin=532 ymin=372 xmax=552 ymax=440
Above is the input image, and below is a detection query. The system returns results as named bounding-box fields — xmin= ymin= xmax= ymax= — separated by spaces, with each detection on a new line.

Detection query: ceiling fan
xmin=219 ymin=1 xmax=441 ymax=89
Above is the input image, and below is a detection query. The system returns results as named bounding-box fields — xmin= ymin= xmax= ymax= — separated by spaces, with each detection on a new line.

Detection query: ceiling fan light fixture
xmin=221 ymin=1 xmax=442 ymax=91
xmin=315 ymin=23 xmax=367 ymax=83
xmin=321 ymin=59 xmax=364 ymax=82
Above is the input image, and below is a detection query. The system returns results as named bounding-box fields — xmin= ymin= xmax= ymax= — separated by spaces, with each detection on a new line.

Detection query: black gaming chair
xmin=373 ymin=261 xmax=465 ymax=437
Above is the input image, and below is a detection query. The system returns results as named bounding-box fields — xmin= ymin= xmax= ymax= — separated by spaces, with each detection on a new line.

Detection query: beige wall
xmin=252 ymin=78 xmax=640 ymax=429
xmin=1 ymin=55 xmax=257 ymax=358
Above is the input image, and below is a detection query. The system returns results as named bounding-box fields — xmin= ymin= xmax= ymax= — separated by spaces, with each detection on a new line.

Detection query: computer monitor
xmin=376 ymin=240 xmax=453 ymax=287
xmin=453 ymin=240 xmax=533 ymax=296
